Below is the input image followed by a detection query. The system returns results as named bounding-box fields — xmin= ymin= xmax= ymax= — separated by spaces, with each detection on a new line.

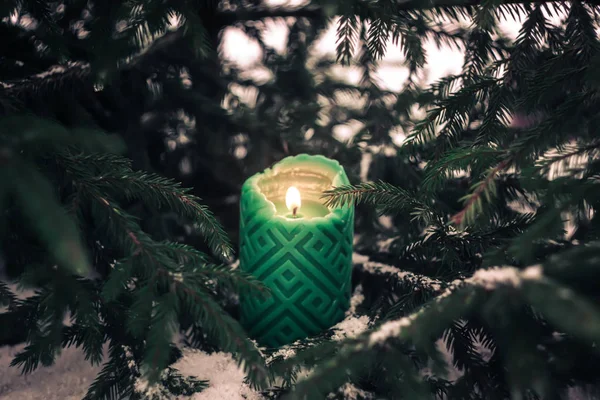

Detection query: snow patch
xmin=266 ymin=346 xmax=296 ymax=364
xmin=368 ymin=317 xmax=412 ymax=346
xmin=328 ymin=382 xmax=374 ymax=399
xmin=332 ymin=316 xmax=370 ymax=341
xmin=467 ymin=266 xmax=521 ymax=290
xmin=352 ymin=252 xmax=370 ymax=264
xmin=172 ymin=349 xmax=261 ymax=400
xmin=362 ymin=261 xmax=444 ymax=292
xmin=347 ymin=285 xmax=365 ymax=316
xmin=522 ymin=265 xmax=543 ymax=280
xmin=0 ymin=344 xmax=100 ymax=400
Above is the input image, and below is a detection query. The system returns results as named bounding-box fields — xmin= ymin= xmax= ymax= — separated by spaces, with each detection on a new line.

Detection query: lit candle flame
xmin=286 ymin=186 xmax=301 ymax=217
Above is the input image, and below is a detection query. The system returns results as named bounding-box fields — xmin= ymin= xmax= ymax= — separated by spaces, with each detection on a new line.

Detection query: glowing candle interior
xmin=286 ymin=186 xmax=301 ymax=217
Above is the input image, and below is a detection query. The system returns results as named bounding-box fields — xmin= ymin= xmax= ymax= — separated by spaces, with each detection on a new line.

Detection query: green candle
xmin=239 ymin=154 xmax=354 ymax=348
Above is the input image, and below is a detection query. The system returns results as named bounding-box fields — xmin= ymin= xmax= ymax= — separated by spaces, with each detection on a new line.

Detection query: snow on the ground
xmin=0 ymin=345 xmax=262 ymax=400
xmin=172 ymin=349 xmax=262 ymax=400
xmin=327 ymin=383 xmax=374 ymax=400
xmin=0 ymin=344 xmax=100 ymax=400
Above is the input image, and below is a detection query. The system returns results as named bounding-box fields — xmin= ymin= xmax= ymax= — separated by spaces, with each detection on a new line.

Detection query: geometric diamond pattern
xmin=239 ymin=195 xmax=354 ymax=348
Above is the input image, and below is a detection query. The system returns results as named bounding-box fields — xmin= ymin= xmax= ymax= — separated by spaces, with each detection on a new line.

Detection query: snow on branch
xmin=366 ymin=264 xmax=545 ymax=348
xmin=353 ymin=252 xmax=445 ymax=293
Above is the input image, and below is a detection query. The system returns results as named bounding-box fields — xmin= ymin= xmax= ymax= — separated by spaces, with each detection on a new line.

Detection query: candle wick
xmin=292 ymin=207 xmax=298 ymax=217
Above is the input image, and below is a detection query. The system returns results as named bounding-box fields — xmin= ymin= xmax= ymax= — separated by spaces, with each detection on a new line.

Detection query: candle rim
xmin=242 ymin=154 xmax=351 ymax=222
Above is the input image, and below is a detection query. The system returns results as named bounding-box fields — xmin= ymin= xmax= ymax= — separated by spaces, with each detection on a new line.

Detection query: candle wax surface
xmin=270 ymin=198 xmax=330 ymax=218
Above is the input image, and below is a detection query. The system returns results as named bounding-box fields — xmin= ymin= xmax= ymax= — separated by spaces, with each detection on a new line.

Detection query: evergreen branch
xmin=60 ymin=153 xmax=233 ymax=261
xmin=0 ymin=28 xmax=183 ymax=99
xmin=0 ymin=62 xmax=91 ymax=99
xmin=10 ymin=287 xmax=67 ymax=374
xmin=336 ymin=15 xmax=360 ymax=65
xmin=423 ymin=147 xmax=506 ymax=190
xmin=161 ymin=367 xmax=208 ymax=396
xmin=451 ymin=158 xmax=511 ymax=227
xmin=354 ymin=258 xmax=445 ymax=294
xmin=85 ymin=170 xmax=233 ymax=260
xmin=87 ymin=192 xmax=160 ymax=262
xmin=142 ymin=292 xmax=179 ymax=383
xmin=408 ymin=77 xmax=498 ymax=145
xmin=283 ymin=284 xmax=481 ymax=400
xmin=322 ymin=181 xmax=410 ymax=208
xmin=60 ymin=277 xmax=104 ymax=366
xmin=399 ymin=215 xmax=534 ymax=270
xmin=83 ymin=343 xmax=131 ymax=400
xmin=531 ymin=140 xmax=600 ymax=177
xmin=322 ymin=182 xmax=439 ymax=224
xmin=0 ymin=281 xmax=16 ymax=307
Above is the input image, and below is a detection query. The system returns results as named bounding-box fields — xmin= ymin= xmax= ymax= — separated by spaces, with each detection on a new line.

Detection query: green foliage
xmin=3 ymin=0 xmax=600 ymax=399
xmin=323 ymin=181 xmax=440 ymax=225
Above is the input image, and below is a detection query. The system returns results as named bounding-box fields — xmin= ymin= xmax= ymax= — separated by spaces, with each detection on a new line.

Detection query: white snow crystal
xmin=169 ymin=271 xmax=184 ymax=282
xmin=352 ymin=252 xmax=369 ymax=264
xmin=522 ymin=265 xmax=543 ymax=280
xmin=347 ymin=285 xmax=365 ymax=316
xmin=266 ymin=346 xmax=297 ymax=364
xmin=172 ymin=349 xmax=261 ymax=400
xmin=134 ymin=378 xmax=162 ymax=398
xmin=332 ymin=316 xmax=370 ymax=341
xmin=0 ymin=344 xmax=101 ymax=400
xmin=368 ymin=317 xmax=411 ymax=346
xmin=467 ymin=266 xmax=521 ymax=290
xmin=328 ymin=382 xmax=374 ymax=400
xmin=362 ymin=261 xmax=444 ymax=292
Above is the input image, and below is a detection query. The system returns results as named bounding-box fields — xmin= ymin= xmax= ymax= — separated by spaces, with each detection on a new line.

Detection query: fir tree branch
xmin=354 ymin=257 xmax=446 ymax=294
xmin=142 ymin=292 xmax=179 ymax=383
xmin=322 ymin=181 xmax=440 ymax=224
xmin=62 ymin=154 xmax=233 ymax=260
xmin=531 ymin=140 xmax=600 ymax=177
xmin=89 ymin=172 xmax=233 ymax=260
xmin=451 ymin=158 xmax=511 ymax=227
xmin=83 ymin=343 xmax=131 ymax=400
xmin=422 ymin=147 xmax=506 ymax=190
xmin=0 ymin=281 xmax=16 ymax=307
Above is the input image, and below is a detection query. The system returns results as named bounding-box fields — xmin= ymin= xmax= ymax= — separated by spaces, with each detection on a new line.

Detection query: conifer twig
xmin=451 ymin=158 xmax=511 ymax=227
